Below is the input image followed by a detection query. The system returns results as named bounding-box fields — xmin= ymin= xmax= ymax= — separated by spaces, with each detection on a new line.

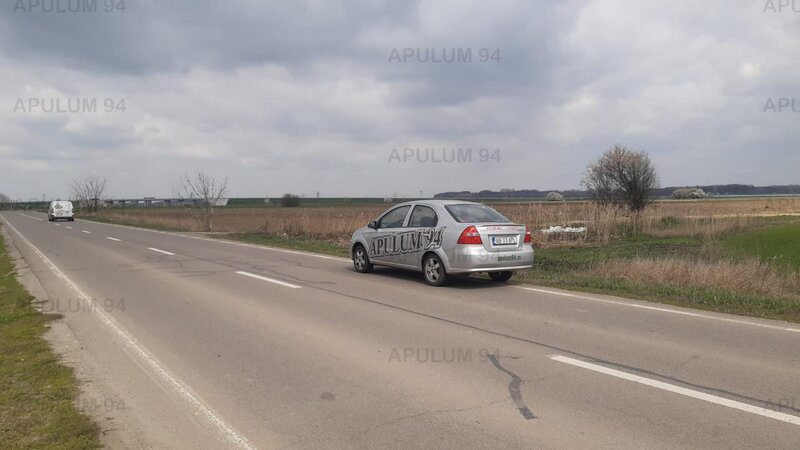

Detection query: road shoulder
xmin=1 ymin=222 xmax=152 ymax=449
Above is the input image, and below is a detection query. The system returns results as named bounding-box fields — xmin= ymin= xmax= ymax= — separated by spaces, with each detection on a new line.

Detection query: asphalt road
xmin=2 ymin=211 xmax=799 ymax=449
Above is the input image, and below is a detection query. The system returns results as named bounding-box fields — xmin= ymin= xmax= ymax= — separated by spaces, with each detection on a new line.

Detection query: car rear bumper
xmin=444 ymin=245 xmax=534 ymax=274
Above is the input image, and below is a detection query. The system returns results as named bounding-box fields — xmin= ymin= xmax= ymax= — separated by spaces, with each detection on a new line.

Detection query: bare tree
xmin=71 ymin=174 xmax=108 ymax=213
xmin=175 ymin=170 xmax=229 ymax=232
xmin=582 ymin=144 xmax=658 ymax=212
xmin=0 ymin=192 xmax=11 ymax=210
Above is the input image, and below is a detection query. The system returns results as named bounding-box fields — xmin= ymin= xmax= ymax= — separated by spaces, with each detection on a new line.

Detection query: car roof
xmin=391 ymin=199 xmax=484 ymax=208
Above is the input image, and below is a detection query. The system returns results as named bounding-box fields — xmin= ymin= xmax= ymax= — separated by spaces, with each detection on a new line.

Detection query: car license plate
xmin=491 ymin=235 xmax=518 ymax=246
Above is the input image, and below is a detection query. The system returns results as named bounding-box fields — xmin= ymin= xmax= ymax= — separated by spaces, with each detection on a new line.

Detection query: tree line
xmin=435 ymin=183 xmax=800 ymax=200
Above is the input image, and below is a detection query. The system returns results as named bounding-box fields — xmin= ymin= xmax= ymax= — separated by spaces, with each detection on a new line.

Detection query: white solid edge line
xmin=148 ymin=247 xmax=175 ymax=256
xmin=106 ymin=237 xmax=121 ymax=242
xmin=81 ymin=230 xmax=92 ymax=234
xmin=0 ymin=216 xmax=255 ymax=449
xmin=549 ymin=355 xmax=800 ymax=426
xmin=236 ymin=271 xmax=302 ymax=289
xmin=517 ymin=286 xmax=800 ymax=334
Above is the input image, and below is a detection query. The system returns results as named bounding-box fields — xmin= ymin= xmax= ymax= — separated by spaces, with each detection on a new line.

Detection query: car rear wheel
xmin=489 ymin=271 xmax=513 ymax=282
xmin=423 ymin=254 xmax=447 ymax=286
xmin=352 ymin=244 xmax=374 ymax=273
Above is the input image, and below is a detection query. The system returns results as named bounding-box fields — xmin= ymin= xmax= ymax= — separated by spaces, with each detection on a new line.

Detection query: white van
xmin=48 ymin=201 xmax=74 ymax=222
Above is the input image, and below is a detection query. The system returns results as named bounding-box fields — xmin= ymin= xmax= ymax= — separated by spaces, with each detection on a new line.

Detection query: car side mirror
xmin=368 ymin=220 xmax=378 ymax=229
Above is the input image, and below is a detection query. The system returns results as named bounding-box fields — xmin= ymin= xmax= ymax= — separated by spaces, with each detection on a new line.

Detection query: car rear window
xmin=445 ymin=204 xmax=510 ymax=223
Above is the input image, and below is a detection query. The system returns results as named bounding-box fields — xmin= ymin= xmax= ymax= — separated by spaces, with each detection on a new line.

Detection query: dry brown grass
xmin=93 ymin=197 xmax=800 ymax=244
xmin=96 ymin=206 xmax=386 ymax=242
xmin=637 ymin=214 xmax=757 ymax=239
xmin=588 ymin=257 xmax=800 ymax=299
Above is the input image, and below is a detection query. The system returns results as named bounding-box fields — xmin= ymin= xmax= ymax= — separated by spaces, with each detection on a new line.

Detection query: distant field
xmin=86 ymin=197 xmax=800 ymax=242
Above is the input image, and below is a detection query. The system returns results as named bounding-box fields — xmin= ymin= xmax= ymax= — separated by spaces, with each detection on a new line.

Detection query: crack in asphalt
xmin=487 ymin=354 xmax=536 ymax=420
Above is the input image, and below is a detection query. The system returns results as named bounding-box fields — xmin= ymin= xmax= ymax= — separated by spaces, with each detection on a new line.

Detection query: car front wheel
xmin=423 ymin=254 xmax=447 ymax=286
xmin=352 ymin=244 xmax=374 ymax=273
xmin=489 ymin=271 xmax=513 ymax=282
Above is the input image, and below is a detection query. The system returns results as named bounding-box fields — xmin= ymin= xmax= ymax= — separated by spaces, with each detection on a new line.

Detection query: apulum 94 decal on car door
xmin=369 ymin=228 xmax=445 ymax=258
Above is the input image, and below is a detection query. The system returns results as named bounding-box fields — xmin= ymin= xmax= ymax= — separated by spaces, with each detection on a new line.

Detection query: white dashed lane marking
xmin=148 ymin=247 xmax=175 ymax=256
xmin=236 ymin=271 xmax=302 ymax=289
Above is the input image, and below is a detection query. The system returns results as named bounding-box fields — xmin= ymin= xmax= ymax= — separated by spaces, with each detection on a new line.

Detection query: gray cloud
xmin=0 ymin=0 xmax=799 ymax=200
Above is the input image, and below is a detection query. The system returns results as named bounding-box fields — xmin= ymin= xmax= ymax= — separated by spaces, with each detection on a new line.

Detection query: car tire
xmin=489 ymin=271 xmax=513 ymax=282
xmin=423 ymin=253 xmax=447 ymax=286
xmin=352 ymin=244 xmax=374 ymax=273
xmin=69 ymin=218 xmax=74 ymax=222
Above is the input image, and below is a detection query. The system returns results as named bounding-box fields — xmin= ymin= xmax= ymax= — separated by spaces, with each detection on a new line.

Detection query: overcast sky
xmin=1 ymin=0 xmax=798 ymax=200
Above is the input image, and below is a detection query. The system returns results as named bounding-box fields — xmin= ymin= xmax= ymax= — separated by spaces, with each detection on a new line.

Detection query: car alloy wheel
xmin=353 ymin=245 xmax=373 ymax=273
xmin=423 ymin=254 xmax=447 ymax=286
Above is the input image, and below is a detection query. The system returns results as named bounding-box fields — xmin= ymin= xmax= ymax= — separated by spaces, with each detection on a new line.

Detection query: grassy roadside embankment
xmin=0 ymin=227 xmax=101 ymax=449
xmin=518 ymin=220 xmax=800 ymax=322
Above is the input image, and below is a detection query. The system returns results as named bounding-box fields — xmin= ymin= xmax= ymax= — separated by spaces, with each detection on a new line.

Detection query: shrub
xmin=545 ymin=192 xmax=564 ymax=201
xmin=280 ymin=193 xmax=301 ymax=207
xmin=672 ymin=188 xmax=707 ymax=199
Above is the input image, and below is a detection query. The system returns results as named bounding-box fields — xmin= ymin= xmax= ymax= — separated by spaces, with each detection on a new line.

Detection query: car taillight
xmin=524 ymin=227 xmax=532 ymax=243
xmin=457 ymin=225 xmax=482 ymax=245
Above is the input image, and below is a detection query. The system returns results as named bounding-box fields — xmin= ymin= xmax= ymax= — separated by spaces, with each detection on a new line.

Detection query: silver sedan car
xmin=350 ymin=200 xmax=534 ymax=286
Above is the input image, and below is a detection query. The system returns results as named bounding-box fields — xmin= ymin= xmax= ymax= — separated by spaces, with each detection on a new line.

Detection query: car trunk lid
xmin=473 ymin=223 xmax=526 ymax=252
